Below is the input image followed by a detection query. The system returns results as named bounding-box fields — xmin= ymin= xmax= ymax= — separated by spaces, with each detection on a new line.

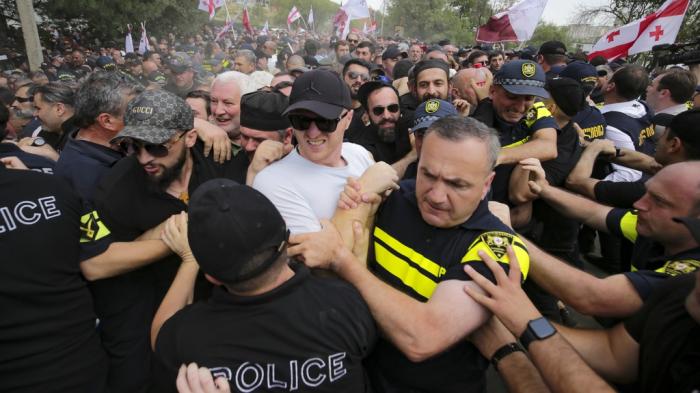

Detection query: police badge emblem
xmin=522 ymin=63 xmax=536 ymax=78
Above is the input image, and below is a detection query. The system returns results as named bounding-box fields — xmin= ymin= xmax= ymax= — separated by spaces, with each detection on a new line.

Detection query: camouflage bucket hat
xmin=114 ymin=90 xmax=194 ymax=144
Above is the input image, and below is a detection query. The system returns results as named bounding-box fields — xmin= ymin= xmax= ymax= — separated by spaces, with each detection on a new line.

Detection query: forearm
xmin=330 ymin=202 xmax=374 ymax=262
xmin=499 ymin=138 xmax=557 ymax=166
xmin=528 ymin=333 xmax=615 ymax=393
xmin=390 ymin=149 xmax=417 ymax=179
xmin=150 ymin=257 xmax=199 ymax=350
xmin=80 ymin=240 xmax=171 ymax=281
xmin=612 ymin=149 xmax=658 ymax=174
xmin=539 ymin=185 xmax=611 ymax=232
xmin=564 ymin=148 xmax=600 ymax=198
xmin=497 ymin=352 xmax=551 ymax=393
xmin=508 ymin=165 xmax=537 ymax=204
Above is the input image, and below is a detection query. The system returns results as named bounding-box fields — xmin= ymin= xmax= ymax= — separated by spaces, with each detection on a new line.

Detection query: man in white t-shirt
xmin=253 ymin=70 xmax=374 ymax=233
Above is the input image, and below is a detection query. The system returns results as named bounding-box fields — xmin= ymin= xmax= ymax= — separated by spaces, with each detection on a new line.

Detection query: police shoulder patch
xmin=425 ymin=99 xmax=440 ymax=113
xmin=522 ymin=62 xmax=536 ymax=78
xmin=462 ymin=231 xmax=531 ymax=280
xmin=658 ymin=259 xmax=700 ymax=277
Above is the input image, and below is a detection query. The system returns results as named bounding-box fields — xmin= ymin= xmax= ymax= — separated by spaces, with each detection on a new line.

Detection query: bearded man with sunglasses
xmin=253 ymin=69 xmax=374 ymax=234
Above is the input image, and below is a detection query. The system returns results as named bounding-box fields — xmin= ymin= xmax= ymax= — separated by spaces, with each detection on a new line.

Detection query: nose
xmin=633 ymin=193 xmax=650 ymax=212
xmin=136 ymin=146 xmax=155 ymax=164
xmin=245 ymin=139 xmax=259 ymax=152
xmin=304 ymin=122 xmax=323 ymax=138
xmin=212 ymin=102 xmax=225 ymax=116
xmin=426 ymin=182 xmax=448 ymax=206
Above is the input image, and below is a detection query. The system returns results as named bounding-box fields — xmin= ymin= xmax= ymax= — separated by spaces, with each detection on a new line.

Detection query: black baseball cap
xmin=494 ymin=60 xmax=549 ymax=98
xmin=114 ymin=90 xmax=194 ymax=144
xmin=168 ymin=52 xmax=193 ymax=74
xmin=240 ymin=90 xmax=291 ymax=131
xmin=357 ymin=81 xmax=399 ymax=111
xmin=666 ymin=108 xmax=700 ymax=149
xmin=547 ymin=77 xmax=586 ymax=117
xmin=188 ymin=179 xmax=289 ymax=284
xmin=283 ymin=69 xmax=352 ymax=119
xmin=538 ymin=41 xmax=567 ymax=56
xmin=382 ymin=45 xmax=408 ymax=61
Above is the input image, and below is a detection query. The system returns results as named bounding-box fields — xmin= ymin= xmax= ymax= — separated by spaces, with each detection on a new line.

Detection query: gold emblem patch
xmin=662 ymin=259 xmax=700 ymax=276
xmin=522 ymin=63 xmax=536 ymax=78
xmin=425 ymin=100 xmax=440 ymax=113
xmin=481 ymin=231 xmax=514 ymax=259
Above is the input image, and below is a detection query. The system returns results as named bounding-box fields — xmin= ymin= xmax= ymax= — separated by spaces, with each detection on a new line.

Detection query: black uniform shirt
xmin=0 ymin=143 xmax=55 ymax=174
xmin=366 ymin=180 xmax=530 ymax=392
xmin=153 ymin=264 xmax=376 ymax=393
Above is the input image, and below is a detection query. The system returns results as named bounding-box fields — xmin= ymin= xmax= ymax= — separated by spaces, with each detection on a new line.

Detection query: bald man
xmin=451 ymin=67 xmax=492 ymax=115
xmin=523 ymin=160 xmax=700 ymax=318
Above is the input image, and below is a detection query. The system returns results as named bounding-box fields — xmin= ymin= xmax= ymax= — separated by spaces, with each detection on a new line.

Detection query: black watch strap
xmin=491 ymin=342 xmax=524 ymax=371
xmin=519 ymin=317 xmax=557 ymax=350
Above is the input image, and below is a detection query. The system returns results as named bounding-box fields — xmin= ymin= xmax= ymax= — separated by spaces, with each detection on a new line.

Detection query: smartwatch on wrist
xmin=519 ymin=317 xmax=556 ymax=350
xmin=490 ymin=342 xmax=524 ymax=371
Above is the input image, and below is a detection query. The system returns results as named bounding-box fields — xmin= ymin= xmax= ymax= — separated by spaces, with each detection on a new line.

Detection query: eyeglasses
xmin=346 ymin=71 xmax=370 ymax=81
xmin=288 ymin=111 xmax=349 ymax=133
xmin=371 ymin=104 xmax=400 ymax=116
xmin=14 ymin=96 xmax=33 ymax=103
xmin=118 ymin=132 xmax=186 ymax=157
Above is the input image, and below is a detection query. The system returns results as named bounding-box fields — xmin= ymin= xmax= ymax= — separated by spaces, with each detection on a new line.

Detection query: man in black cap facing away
xmin=537 ymin=41 xmax=568 ymax=79
xmin=151 ymin=179 xmax=376 ymax=393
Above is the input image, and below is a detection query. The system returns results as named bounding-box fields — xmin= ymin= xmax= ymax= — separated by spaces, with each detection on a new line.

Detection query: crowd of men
xmin=1 ymin=23 xmax=700 ymax=393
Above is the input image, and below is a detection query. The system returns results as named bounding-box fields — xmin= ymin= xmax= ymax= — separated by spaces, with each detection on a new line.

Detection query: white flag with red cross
xmin=588 ymin=0 xmax=690 ymax=61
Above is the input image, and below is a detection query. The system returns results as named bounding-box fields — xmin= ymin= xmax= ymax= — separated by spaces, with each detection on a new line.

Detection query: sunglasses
xmin=118 ymin=132 xmax=186 ymax=157
xmin=14 ymin=96 xmax=33 ymax=103
xmin=347 ymin=71 xmax=370 ymax=81
xmin=371 ymin=104 xmax=400 ymax=116
xmin=288 ymin=112 xmax=349 ymax=133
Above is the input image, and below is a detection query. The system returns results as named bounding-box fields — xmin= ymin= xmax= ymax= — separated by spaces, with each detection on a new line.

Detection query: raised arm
xmin=498 ymin=128 xmax=558 ymax=166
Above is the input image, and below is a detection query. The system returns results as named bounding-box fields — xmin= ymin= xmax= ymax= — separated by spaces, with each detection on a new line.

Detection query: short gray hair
xmin=212 ymin=71 xmax=254 ymax=95
xmin=73 ymin=72 xmax=143 ymax=128
xmin=424 ymin=116 xmax=501 ymax=170
xmin=235 ymin=49 xmax=257 ymax=65
xmin=30 ymin=82 xmax=75 ymax=107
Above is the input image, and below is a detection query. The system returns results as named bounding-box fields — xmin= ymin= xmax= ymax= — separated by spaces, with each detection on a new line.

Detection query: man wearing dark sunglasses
xmin=253 ymin=70 xmax=374 ymax=234
xmin=10 ymin=81 xmax=42 ymax=138
xmin=342 ymin=58 xmax=372 ymax=109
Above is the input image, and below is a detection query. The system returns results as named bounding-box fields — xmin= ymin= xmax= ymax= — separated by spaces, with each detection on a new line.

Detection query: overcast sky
xmin=360 ymin=0 xmax=611 ymax=26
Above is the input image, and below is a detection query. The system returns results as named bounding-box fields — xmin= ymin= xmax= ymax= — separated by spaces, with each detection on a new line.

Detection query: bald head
xmin=451 ymin=68 xmax=492 ymax=108
xmin=286 ymin=55 xmax=305 ymax=70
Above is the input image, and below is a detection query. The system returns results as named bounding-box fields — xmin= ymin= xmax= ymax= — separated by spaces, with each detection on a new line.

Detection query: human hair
xmin=73 ymin=72 xmax=142 ymax=128
xmin=589 ymin=55 xmax=608 ymax=67
xmin=488 ymin=51 xmax=504 ymax=61
xmin=610 ymin=64 xmax=649 ymax=100
xmin=212 ymin=70 xmax=251 ymax=93
xmin=342 ymin=58 xmax=371 ymax=76
xmin=356 ymin=41 xmax=375 ymax=53
xmin=224 ymin=247 xmax=288 ymax=293
xmin=186 ymin=90 xmax=212 ymax=117
xmin=335 ymin=40 xmax=349 ymax=50
xmin=30 ymin=82 xmax=75 ymax=107
xmin=0 ymin=87 xmax=14 ymax=106
xmin=541 ymin=53 xmax=567 ymax=66
xmin=467 ymin=50 xmax=488 ymax=65
xmin=656 ymin=68 xmax=697 ymax=104
xmin=235 ymin=49 xmax=257 ymax=65
xmin=424 ymin=116 xmax=501 ymax=170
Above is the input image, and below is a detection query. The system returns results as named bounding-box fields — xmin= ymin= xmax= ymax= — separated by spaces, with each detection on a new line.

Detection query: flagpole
xmin=380 ymin=0 xmax=386 ymax=37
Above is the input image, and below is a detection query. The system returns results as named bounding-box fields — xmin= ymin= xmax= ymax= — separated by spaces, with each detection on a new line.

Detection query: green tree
xmin=528 ymin=22 xmax=572 ymax=49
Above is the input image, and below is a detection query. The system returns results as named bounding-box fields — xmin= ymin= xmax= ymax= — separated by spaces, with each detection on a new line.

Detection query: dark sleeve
xmin=594 ymin=180 xmax=646 ymax=208
xmin=443 ymin=231 xmax=530 ymax=284
xmin=530 ymin=116 xmax=558 ymax=133
xmin=623 ymin=270 xmax=669 ymax=301
xmin=605 ymin=208 xmax=638 ymax=243
xmin=153 ymin=314 xmax=184 ymax=393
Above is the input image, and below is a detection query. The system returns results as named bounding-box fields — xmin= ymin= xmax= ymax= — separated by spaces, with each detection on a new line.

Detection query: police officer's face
xmin=416 ymin=133 xmax=494 ymax=228
xmin=490 ymin=85 xmax=535 ymax=124
xmin=416 ymin=69 xmax=449 ymax=102
xmin=633 ymin=164 xmax=698 ymax=244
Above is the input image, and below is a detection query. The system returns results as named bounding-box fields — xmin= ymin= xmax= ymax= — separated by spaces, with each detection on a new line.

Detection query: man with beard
xmin=89 ymin=91 xmax=247 ymax=389
xmin=210 ymin=71 xmax=250 ymax=146
xmin=346 ymin=80 xmax=414 ymax=177
xmin=342 ymin=59 xmax=372 ymax=134
xmin=408 ymin=43 xmax=424 ymax=63
xmin=10 ymin=81 xmax=42 ymax=138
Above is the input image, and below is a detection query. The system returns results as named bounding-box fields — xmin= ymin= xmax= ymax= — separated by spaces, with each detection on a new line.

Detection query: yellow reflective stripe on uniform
xmin=619 ymin=211 xmax=638 ymax=243
xmin=523 ymin=101 xmax=552 ymax=128
xmin=502 ymin=137 xmax=530 ymax=149
xmin=461 ymin=231 xmax=530 ymax=280
xmin=79 ymin=210 xmax=111 ymax=243
xmin=373 ymin=227 xmax=447 ymax=278
xmin=374 ymin=242 xmax=438 ymax=299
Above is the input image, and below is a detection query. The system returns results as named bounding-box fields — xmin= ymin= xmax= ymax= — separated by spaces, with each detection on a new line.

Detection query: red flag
xmin=242 ymin=7 xmax=254 ymax=35
xmin=588 ymin=0 xmax=690 ymax=61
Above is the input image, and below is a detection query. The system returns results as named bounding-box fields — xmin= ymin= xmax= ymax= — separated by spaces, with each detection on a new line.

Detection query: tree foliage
xmin=528 ymin=23 xmax=572 ymax=50
xmin=384 ymin=0 xmax=493 ymax=45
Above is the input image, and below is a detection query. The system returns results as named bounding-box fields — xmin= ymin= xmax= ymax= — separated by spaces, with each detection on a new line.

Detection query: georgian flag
xmin=198 ymin=0 xmax=224 ymax=20
xmin=125 ymin=24 xmax=134 ymax=53
xmin=215 ymin=20 xmax=233 ymax=42
xmin=287 ymin=6 xmax=301 ymax=27
xmin=476 ymin=0 xmax=548 ymax=43
xmin=588 ymin=0 xmax=690 ymax=61
xmin=242 ymin=7 xmax=254 ymax=35
xmin=138 ymin=22 xmax=149 ymax=54
xmin=341 ymin=0 xmax=370 ymax=20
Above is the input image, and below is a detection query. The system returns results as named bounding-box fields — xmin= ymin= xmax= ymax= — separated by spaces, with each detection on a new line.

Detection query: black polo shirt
xmin=153 ymin=263 xmax=376 ymax=392
xmin=0 ymin=168 xmax=108 ymax=392
xmin=472 ymin=99 xmax=558 ymax=203
xmin=606 ymin=208 xmax=700 ymax=300
xmin=0 ymin=143 xmax=55 ymax=174
xmin=345 ymin=114 xmax=411 ymax=165
xmin=365 ymin=180 xmax=530 ymax=392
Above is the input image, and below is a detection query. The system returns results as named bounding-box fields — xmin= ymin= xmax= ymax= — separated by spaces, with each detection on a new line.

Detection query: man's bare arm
xmin=390 ymin=148 xmax=418 ymax=180
xmin=524 ymin=238 xmax=642 ymax=317
xmin=497 ymin=128 xmax=558 ymax=166
xmin=565 ymin=140 xmax=609 ymax=199
xmin=80 ymin=240 xmax=171 ymax=281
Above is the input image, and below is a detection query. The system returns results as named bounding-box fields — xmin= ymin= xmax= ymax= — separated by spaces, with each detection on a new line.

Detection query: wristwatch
xmin=519 ymin=317 xmax=556 ymax=350
xmin=491 ymin=342 xmax=524 ymax=371
xmin=31 ymin=137 xmax=46 ymax=147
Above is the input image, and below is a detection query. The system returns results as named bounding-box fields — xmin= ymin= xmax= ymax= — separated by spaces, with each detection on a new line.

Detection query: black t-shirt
xmin=0 ymin=143 xmax=55 ymax=174
xmin=0 ymin=168 xmax=108 ymax=392
xmin=572 ymin=104 xmax=606 ymax=141
xmin=153 ymin=264 xmax=376 ymax=393
xmin=594 ymin=179 xmax=646 ymax=208
xmin=345 ymin=110 xmax=411 ymax=165
xmin=624 ymin=274 xmax=700 ymax=393
xmin=366 ymin=180 xmax=530 ymax=392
